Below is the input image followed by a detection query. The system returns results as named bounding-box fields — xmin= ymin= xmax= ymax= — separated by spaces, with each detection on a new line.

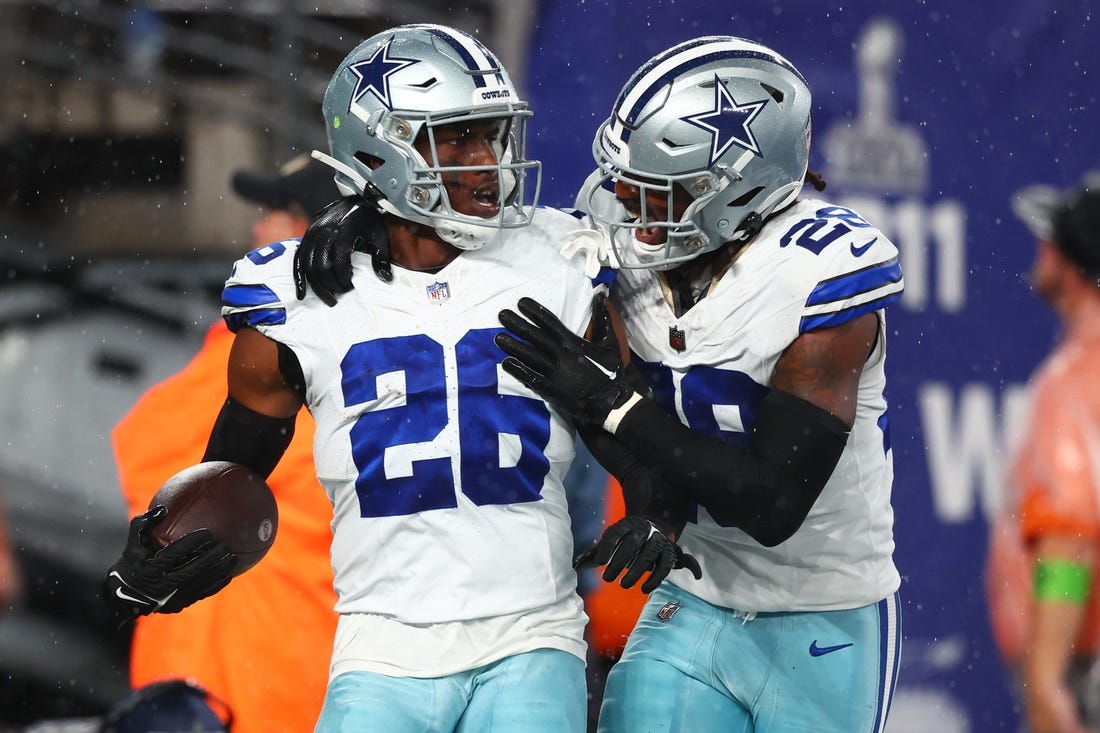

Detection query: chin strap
xmin=430 ymin=215 xmax=501 ymax=250
xmin=730 ymin=180 xmax=804 ymax=241
xmin=560 ymin=227 xmax=619 ymax=277
xmin=312 ymin=149 xmax=369 ymax=197
xmin=315 ymin=148 xmax=507 ymax=251
xmin=367 ymin=185 xmax=499 ymax=251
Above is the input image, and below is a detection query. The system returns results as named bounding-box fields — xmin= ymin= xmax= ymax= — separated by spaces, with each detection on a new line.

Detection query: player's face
xmin=614 ymin=177 xmax=693 ymax=245
xmin=416 ymin=118 xmax=505 ymax=220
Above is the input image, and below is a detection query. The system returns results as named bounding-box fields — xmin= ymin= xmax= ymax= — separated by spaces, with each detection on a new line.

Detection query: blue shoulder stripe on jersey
xmin=805 ymin=258 xmax=903 ymax=307
xmin=799 ymin=291 xmax=902 ymax=333
xmin=557 ymin=207 xmax=587 ymax=220
xmin=877 ymin=411 xmax=891 ymax=455
xmin=222 ymin=283 xmax=281 ymax=309
xmin=223 ymin=308 xmax=286 ymax=333
xmin=592 ymin=266 xmax=617 ymax=289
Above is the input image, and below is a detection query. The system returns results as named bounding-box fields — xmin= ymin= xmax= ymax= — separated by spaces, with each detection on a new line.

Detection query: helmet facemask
xmin=375 ymin=106 xmax=540 ymax=248
xmin=587 ymin=135 xmax=751 ymax=270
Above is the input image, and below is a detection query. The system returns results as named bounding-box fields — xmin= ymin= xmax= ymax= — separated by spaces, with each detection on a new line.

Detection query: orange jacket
xmin=584 ymin=478 xmax=648 ymax=659
xmin=987 ymin=312 xmax=1100 ymax=664
xmin=113 ymin=321 xmax=337 ymax=733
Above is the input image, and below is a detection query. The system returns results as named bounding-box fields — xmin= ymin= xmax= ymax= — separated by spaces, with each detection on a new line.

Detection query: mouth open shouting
xmin=470 ymin=180 xmax=501 ymax=217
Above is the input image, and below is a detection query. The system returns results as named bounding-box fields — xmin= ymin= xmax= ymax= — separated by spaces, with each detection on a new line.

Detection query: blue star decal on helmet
xmin=682 ymin=75 xmax=769 ymax=166
xmin=347 ymin=39 xmax=419 ymax=111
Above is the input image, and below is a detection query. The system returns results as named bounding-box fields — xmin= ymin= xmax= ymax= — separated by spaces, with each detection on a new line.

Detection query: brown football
xmin=148 ymin=461 xmax=278 ymax=576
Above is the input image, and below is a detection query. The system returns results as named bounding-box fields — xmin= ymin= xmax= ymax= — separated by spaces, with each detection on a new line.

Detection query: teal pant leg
xmin=315 ymin=669 xmax=466 ymax=733
xmin=598 ymin=585 xmax=902 ymax=733
xmin=458 ymin=649 xmax=586 ymax=733
xmin=316 ymin=649 xmax=586 ymax=733
xmin=598 ymin=586 xmax=751 ymax=733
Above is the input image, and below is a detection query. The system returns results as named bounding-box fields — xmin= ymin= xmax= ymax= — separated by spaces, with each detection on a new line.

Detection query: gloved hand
xmin=102 ymin=506 xmax=238 ymax=621
xmin=293 ymin=195 xmax=390 ymax=305
xmin=496 ymin=295 xmax=641 ymax=431
xmin=574 ymin=515 xmax=702 ymax=593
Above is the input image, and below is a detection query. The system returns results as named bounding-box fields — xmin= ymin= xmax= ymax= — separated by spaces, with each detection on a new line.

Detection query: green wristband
xmin=1034 ymin=558 xmax=1092 ymax=604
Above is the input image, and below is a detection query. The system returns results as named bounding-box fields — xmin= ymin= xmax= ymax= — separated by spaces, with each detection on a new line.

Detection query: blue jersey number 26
xmin=340 ymin=328 xmax=551 ymax=518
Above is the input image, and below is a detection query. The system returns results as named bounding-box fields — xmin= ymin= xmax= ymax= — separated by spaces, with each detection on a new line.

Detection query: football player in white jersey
xmin=495 ymin=36 xmax=904 ymax=733
xmin=101 ymin=25 xmax=624 ymax=733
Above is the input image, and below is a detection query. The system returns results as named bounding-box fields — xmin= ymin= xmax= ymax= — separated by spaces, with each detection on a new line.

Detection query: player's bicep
xmin=770 ymin=311 xmax=878 ymax=427
xmin=226 ymin=327 xmax=303 ymax=418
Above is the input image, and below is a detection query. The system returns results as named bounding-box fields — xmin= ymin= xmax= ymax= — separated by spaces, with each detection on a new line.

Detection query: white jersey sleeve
xmin=220 ymin=238 xmax=302 ymax=336
xmin=613 ymin=197 xmax=903 ymax=613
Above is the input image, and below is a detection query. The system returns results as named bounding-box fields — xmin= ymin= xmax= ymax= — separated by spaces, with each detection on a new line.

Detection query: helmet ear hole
xmin=354 ymin=151 xmax=385 ymax=172
xmin=730 ymin=186 xmax=765 ymax=208
xmin=760 ymin=83 xmax=785 ymax=104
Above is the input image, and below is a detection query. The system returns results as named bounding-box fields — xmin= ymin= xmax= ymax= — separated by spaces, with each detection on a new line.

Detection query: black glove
xmin=102 ymin=506 xmax=238 ymax=621
xmin=574 ymin=515 xmax=702 ymax=593
xmin=496 ymin=295 xmax=640 ymax=429
xmin=293 ymin=195 xmax=390 ymax=305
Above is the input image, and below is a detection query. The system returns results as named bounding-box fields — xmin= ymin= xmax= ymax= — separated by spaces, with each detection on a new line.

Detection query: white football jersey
xmin=221 ymin=208 xmax=600 ymax=625
xmin=609 ymin=196 xmax=903 ymax=613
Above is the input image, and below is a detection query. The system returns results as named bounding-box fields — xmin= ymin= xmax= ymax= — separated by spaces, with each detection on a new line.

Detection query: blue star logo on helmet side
xmin=682 ymin=75 xmax=768 ymax=166
xmin=347 ymin=39 xmax=419 ymax=111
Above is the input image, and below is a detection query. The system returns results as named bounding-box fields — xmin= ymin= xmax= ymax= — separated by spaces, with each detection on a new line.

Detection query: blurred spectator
xmin=987 ymin=180 xmax=1100 ymax=733
xmin=0 ymin=486 xmax=24 ymax=614
xmin=110 ymin=155 xmax=340 ymax=733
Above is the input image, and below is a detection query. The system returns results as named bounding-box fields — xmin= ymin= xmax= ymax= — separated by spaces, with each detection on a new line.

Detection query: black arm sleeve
xmin=577 ymin=423 xmax=692 ymax=539
xmin=202 ymin=397 xmax=296 ymax=479
xmin=614 ymin=389 xmax=850 ymax=547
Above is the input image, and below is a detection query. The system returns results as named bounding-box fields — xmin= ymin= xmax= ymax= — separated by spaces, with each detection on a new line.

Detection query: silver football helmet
xmin=314 ymin=24 xmax=541 ymax=249
xmin=586 ymin=36 xmax=812 ymax=269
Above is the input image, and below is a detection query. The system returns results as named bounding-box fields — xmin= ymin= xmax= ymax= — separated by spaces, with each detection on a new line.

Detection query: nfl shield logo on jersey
xmin=669 ymin=326 xmax=686 ymax=352
xmin=656 ymin=601 xmax=682 ymax=622
xmin=427 ymin=281 xmax=450 ymax=304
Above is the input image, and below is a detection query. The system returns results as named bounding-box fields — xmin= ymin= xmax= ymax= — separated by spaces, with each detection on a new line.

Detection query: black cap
xmin=1052 ymin=187 xmax=1100 ymax=280
xmin=100 ymin=679 xmax=232 ymax=733
xmin=1013 ymin=173 xmax=1100 ymax=280
xmin=231 ymin=154 xmax=340 ymax=218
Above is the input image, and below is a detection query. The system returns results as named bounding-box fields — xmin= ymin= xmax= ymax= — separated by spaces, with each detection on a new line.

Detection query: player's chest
xmin=619 ymin=270 xmax=778 ymax=371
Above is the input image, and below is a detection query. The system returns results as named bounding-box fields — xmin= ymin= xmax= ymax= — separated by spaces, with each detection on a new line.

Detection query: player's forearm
xmin=613 ymin=389 xmax=848 ymax=547
xmin=1023 ymin=542 xmax=1093 ymax=733
xmin=1022 ymin=672 xmax=1087 ymax=733
xmin=577 ymin=424 xmax=690 ymax=538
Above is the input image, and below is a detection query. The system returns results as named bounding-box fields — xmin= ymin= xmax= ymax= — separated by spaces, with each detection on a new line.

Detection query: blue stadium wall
xmin=525 ymin=1 xmax=1100 ymax=730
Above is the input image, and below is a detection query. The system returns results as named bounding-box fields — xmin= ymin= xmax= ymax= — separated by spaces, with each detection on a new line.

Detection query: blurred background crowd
xmin=0 ymin=1 xmax=1098 ymax=731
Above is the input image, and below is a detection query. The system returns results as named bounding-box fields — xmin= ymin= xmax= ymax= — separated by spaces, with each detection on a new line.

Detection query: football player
xmin=495 ymin=36 xmax=904 ymax=733
xmin=101 ymin=24 xmax=685 ymax=733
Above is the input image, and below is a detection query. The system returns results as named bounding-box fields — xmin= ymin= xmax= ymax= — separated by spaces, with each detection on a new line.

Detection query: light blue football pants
xmin=598 ymin=584 xmax=902 ymax=733
xmin=314 ymin=648 xmax=586 ymax=733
